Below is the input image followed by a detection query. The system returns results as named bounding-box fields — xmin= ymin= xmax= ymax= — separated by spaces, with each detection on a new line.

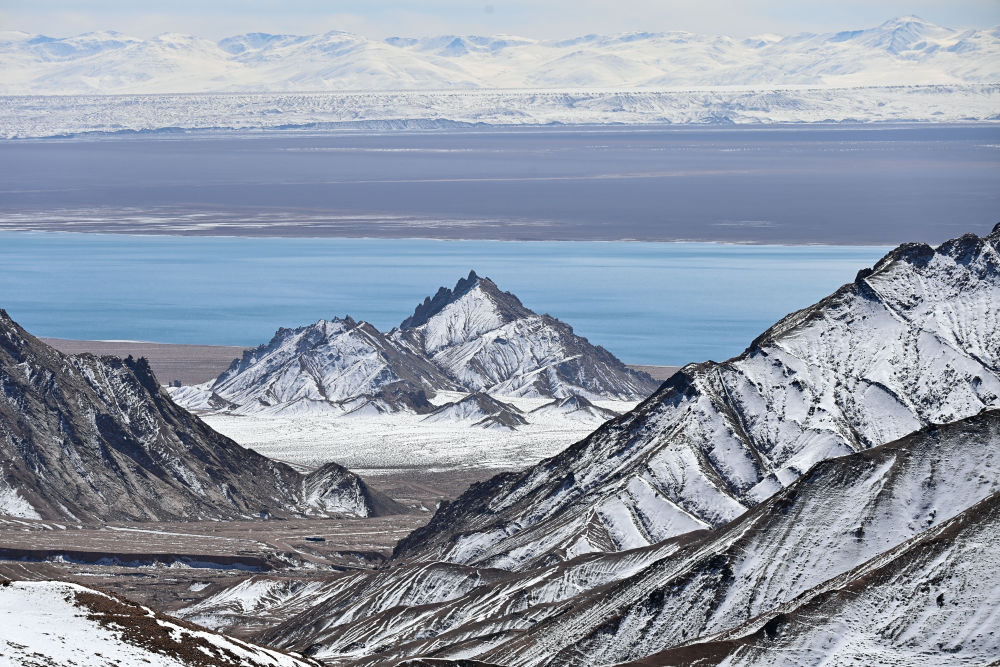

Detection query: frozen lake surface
xmin=1 ymin=124 xmax=997 ymax=244
xmin=0 ymin=232 xmax=890 ymax=366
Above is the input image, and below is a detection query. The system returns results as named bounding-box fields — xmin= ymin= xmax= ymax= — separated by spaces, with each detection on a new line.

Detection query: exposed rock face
xmin=0 ymin=311 xmax=402 ymax=522
xmin=171 ymin=272 xmax=657 ymax=416
xmin=392 ymin=227 xmax=1000 ymax=568
xmin=395 ymin=271 xmax=659 ymax=401
xmin=194 ymin=409 xmax=1000 ymax=666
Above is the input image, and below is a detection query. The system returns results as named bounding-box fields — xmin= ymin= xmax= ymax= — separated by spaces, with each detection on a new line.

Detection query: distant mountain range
xmin=2 ymin=16 xmax=998 ymax=95
xmin=170 ymin=271 xmax=657 ymax=420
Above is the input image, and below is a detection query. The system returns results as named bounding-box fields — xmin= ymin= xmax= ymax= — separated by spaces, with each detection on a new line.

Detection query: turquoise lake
xmin=0 ymin=232 xmax=889 ymax=366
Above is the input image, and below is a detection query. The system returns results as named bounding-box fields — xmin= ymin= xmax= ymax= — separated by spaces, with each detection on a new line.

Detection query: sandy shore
xmin=42 ymin=338 xmax=678 ymax=386
xmin=42 ymin=338 xmax=245 ymax=386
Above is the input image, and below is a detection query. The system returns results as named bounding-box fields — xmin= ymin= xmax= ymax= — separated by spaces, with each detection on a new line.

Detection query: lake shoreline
xmin=40 ymin=337 xmax=681 ymax=386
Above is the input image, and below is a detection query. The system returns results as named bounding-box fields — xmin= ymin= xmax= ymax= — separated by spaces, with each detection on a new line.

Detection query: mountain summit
xmin=173 ymin=273 xmax=657 ymax=416
xmin=394 ymin=271 xmax=657 ymax=400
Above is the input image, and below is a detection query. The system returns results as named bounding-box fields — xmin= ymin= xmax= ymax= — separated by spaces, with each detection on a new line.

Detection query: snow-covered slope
xmin=530 ymin=395 xmax=621 ymax=424
xmin=191 ymin=408 xmax=1000 ymax=665
xmin=395 ymin=271 xmax=658 ymax=401
xmin=2 ymin=17 xmax=998 ymax=94
xmin=0 ymin=310 xmax=402 ymax=521
xmin=170 ymin=272 xmax=656 ymax=417
xmin=174 ymin=316 xmax=455 ymax=416
xmin=632 ymin=491 xmax=1000 ymax=666
xmin=0 ymin=580 xmax=318 ymax=667
xmin=423 ymin=393 xmax=528 ymax=430
xmin=393 ymin=226 xmax=1000 ymax=569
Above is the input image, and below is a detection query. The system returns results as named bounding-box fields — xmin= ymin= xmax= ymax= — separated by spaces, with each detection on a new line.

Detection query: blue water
xmin=0 ymin=232 xmax=889 ymax=366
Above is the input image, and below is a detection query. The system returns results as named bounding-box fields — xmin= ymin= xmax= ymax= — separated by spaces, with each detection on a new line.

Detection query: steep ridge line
xmin=197 ymin=408 xmax=1000 ymax=665
xmin=391 ymin=224 xmax=1000 ymax=569
xmin=0 ymin=310 xmax=403 ymax=522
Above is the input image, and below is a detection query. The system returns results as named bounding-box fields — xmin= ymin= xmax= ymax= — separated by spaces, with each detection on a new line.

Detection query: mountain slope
xmin=628 ymin=490 xmax=1000 ymax=667
xmin=196 ymin=409 xmax=1000 ymax=665
xmin=2 ymin=17 xmax=998 ymax=94
xmin=392 ymin=226 xmax=1000 ymax=569
xmin=172 ymin=316 xmax=458 ymax=416
xmin=0 ymin=310 xmax=402 ymax=521
xmin=0 ymin=579 xmax=319 ymax=667
xmin=395 ymin=271 xmax=658 ymax=401
xmin=530 ymin=395 xmax=621 ymax=424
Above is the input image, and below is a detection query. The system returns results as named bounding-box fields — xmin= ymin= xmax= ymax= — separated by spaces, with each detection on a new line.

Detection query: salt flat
xmin=202 ymin=394 xmax=639 ymax=474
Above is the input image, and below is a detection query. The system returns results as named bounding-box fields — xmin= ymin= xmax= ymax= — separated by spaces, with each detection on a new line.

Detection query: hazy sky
xmin=2 ymin=0 xmax=998 ymax=39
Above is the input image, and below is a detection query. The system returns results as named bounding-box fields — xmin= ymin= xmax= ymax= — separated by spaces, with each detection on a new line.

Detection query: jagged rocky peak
xmin=391 ymin=227 xmax=1000 ymax=569
xmin=400 ymin=269 xmax=534 ymax=346
xmin=396 ymin=271 xmax=659 ymax=400
xmin=0 ymin=309 xmax=402 ymax=521
xmin=172 ymin=272 xmax=658 ymax=416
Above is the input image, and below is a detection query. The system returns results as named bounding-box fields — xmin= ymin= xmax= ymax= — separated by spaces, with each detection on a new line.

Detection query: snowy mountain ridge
xmin=392 ymin=225 xmax=1000 ymax=569
xmin=0 ymin=580 xmax=319 ymax=667
xmin=187 ymin=408 xmax=1000 ymax=665
xmin=0 ymin=309 xmax=403 ymax=522
xmin=171 ymin=271 xmax=657 ymax=418
xmin=3 ymin=17 xmax=998 ymax=94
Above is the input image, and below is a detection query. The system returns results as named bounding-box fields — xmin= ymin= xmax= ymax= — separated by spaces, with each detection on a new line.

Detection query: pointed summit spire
xmin=400 ymin=270 xmax=512 ymax=330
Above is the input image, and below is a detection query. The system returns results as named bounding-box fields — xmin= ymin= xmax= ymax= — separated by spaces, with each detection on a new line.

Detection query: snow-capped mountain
xmin=188 ymin=408 xmax=1000 ymax=665
xmin=0 ymin=580 xmax=319 ymax=667
xmin=170 ymin=271 xmax=656 ymax=417
xmin=395 ymin=271 xmax=658 ymax=401
xmin=641 ymin=491 xmax=1000 ymax=666
xmin=422 ymin=393 xmax=528 ymax=430
xmin=392 ymin=225 xmax=1000 ymax=569
xmin=2 ymin=17 xmax=997 ymax=94
xmin=0 ymin=310 xmax=402 ymax=521
xmin=530 ymin=394 xmax=622 ymax=424
xmin=171 ymin=316 xmax=457 ymax=416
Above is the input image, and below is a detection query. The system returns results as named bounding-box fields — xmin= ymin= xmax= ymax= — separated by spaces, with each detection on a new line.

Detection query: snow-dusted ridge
xmin=170 ymin=271 xmax=658 ymax=420
xmin=189 ymin=408 xmax=1000 ymax=665
xmin=392 ymin=225 xmax=1000 ymax=569
xmin=0 ymin=580 xmax=319 ymax=667
xmin=3 ymin=17 xmax=998 ymax=95
xmin=0 ymin=310 xmax=404 ymax=522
